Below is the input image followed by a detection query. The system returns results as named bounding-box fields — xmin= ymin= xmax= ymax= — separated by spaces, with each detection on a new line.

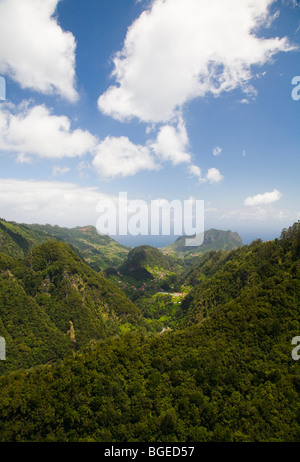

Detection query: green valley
xmin=0 ymin=221 xmax=299 ymax=442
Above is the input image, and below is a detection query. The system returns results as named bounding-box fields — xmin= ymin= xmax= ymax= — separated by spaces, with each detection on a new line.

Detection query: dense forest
xmin=0 ymin=221 xmax=299 ymax=442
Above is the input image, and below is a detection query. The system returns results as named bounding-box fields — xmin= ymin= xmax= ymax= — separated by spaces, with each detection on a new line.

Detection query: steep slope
xmin=163 ymin=228 xmax=243 ymax=258
xmin=106 ymin=245 xmax=183 ymax=298
xmin=0 ymin=223 xmax=299 ymax=442
xmin=0 ymin=219 xmax=130 ymax=270
xmin=0 ymin=219 xmax=50 ymax=258
xmin=180 ymin=227 xmax=300 ymax=326
xmin=120 ymin=245 xmax=175 ymax=279
xmin=0 ymin=241 xmax=143 ymax=375
xmin=0 ymin=252 xmax=72 ymax=373
xmin=29 ymin=223 xmax=130 ymax=270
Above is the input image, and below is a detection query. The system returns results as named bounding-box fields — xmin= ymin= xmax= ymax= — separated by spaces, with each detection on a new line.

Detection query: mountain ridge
xmin=162 ymin=228 xmax=243 ymax=258
xmin=0 ymin=219 xmax=130 ymax=271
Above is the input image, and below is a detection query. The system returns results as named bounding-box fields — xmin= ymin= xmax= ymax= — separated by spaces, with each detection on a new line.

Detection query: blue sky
xmin=0 ymin=0 xmax=299 ymax=246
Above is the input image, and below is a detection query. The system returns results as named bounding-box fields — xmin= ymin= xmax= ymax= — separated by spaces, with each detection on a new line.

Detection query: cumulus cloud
xmin=188 ymin=164 xmax=203 ymax=181
xmin=0 ymin=102 xmax=195 ymax=180
xmin=93 ymin=136 xmax=159 ymax=179
xmin=213 ymin=146 xmax=222 ymax=156
xmin=0 ymin=100 xmax=223 ymax=184
xmin=0 ymin=0 xmax=78 ymax=101
xmin=151 ymin=118 xmax=191 ymax=165
xmin=206 ymin=168 xmax=224 ymax=184
xmin=188 ymin=165 xmax=223 ymax=184
xmin=149 ymin=120 xmax=225 ymax=183
xmin=0 ymin=103 xmax=97 ymax=160
xmin=98 ymin=0 xmax=293 ymax=123
xmin=245 ymin=189 xmax=282 ymax=206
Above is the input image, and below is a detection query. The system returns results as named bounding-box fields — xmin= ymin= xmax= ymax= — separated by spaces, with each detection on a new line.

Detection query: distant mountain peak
xmin=163 ymin=228 xmax=243 ymax=257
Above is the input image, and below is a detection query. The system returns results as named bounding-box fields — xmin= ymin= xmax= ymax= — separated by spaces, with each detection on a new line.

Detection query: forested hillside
xmin=105 ymin=245 xmax=184 ymax=299
xmin=0 ymin=223 xmax=299 ymax=442
xmin=0 ymin=241 xmax=143 ymax=374
xmin=163 ymin=228 xmax=242 ymax=258
xmin=0 ymin=219 xmax=130 ymax=270
xmin=0 ymin=219 xmax=51 ymax=258
xmin=28 ymin=223 xmax=130 ymax=270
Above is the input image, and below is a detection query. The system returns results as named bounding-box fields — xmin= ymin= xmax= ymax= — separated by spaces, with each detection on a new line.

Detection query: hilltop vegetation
xmin=0 ymin=240 xmax=144 ymax=375
xmin=119 ymin=245 xmax=181 ymax=281
xmin=0 ymin=219 xmax=130 ymax=271
xmin=0 ymin=222 xmax=299 ymax=441
xmin=0 ymin=219 xmax=50 ymax=258
xmin=106 ymin=245 xmax=183 ymax=299
xmin=29 ymin=223 xmax=130 ymax=271
xmin=163 ymin=229 xmax=242 ymax=259
xmin=0 ymin=219 xmax=243 ymax=276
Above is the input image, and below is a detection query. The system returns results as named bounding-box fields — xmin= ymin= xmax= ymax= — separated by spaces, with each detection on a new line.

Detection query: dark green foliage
xmin=0 ymin=320 xmax=299 ymax=442
xmin=0 ymin=221 xmax=31 ymax=255
xmin=0 ymin=219 xmax=51 ymax=258
xmin=0 ymin=223 xmax=300 ymax=441
xmin=0 ymin=241 xmax=144 ymax=374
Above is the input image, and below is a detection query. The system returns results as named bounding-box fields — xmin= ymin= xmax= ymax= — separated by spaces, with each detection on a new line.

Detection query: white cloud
xmin=0 ymin=0 xmax=78 ymax=102
xmin=52 ymin=166 xmax=70 ymax=176
xmin=151 ymin=118 xmax=191 ymax=165
xmin=0 ymin=103 xmax=97 ymax=160
xmin=221 ymin=205 xmax=299 ymax=224
xmin=0 ymin=101 xmax=223 ymax=184
xmin=222 ymin=207 xmax=269 ymax=222
xmin=206 ymin=168 xmax=224 ymax=184
xmin=245 ymin=189 xmax=282 ymax=206
xmin=213 ymin=146 xmax=222 ymax=156
xmin=150 ymin=120 xmax=226 ymax=183
xmin=98 ymin=0 xmax=293 ymax=123
xmin=93 ymin=136 xmax=159 ymax=179
xmin=188 ymin=165 xmax=224 ymax=184
xmin=0 ymin=179 xmax=120 ymax=228
xmin=188 ymin=164 xmax=203 ymax=181
xmin=0 ymin=102 xmax=196 ymax=180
